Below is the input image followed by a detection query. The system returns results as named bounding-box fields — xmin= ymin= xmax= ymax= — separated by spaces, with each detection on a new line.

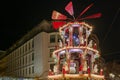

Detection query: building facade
xmin=0 ymin=50 xmax=7 ymax=76
xmin=5 ymin=20 xmax=60 ymax=79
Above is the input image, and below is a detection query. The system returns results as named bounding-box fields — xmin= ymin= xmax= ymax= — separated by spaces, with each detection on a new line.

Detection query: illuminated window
xmin=50 ymin=35 xmax=56 ymax=43
xmin=23 ymin=69 xmax=24 ymax=75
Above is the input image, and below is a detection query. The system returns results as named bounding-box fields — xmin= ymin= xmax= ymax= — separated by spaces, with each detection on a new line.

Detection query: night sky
xmin=0 ymin=0 xmax=120 ymax=60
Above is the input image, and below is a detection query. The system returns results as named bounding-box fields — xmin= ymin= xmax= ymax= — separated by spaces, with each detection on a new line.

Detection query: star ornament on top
xmin=51 ymin=1 xmax=102 ymax=29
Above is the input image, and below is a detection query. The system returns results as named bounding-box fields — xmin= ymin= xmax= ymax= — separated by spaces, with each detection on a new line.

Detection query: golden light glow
xmin=48 ymin=74 xmax=104 ymax=79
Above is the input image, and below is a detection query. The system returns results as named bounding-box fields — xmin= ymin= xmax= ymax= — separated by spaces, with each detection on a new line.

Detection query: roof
xmin=6 ymin=20 xmax=57 ymax=54
xmin=0 ymin=50 xmax=6 ymax=60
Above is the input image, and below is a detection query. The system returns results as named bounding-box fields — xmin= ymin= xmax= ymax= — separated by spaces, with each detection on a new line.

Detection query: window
xmin=29 ymin=54 xmax=31 ymax=63
xmin=14 ymin=51 xmax=16 ymax=57
xmin=26 ymin=68 xmax=27 ymax=75
xmin=18 ymin=49 xmax=19 ymax=56
xmin=18 ymin=59 xmax=19 ymax=66
xmin=29 ymin=67 xmax=31 ymax=74
xmin=50 ymin=49 xmax=54 ymax=58
xmin=26 ymin=56 xmax=27 ymax=64
xmin=23 ymin=57 xmax=24 ymax=65
xmin=32 ymin=53 xmax=34 ymax=61
xmin=20 ymin=48 xmax=21 ymax=56
xmin=18 ymin=70 xmax=20 ymax=76
xmin=20 ymin=69 xmax=21 ymax=76
xmin=20 ymin=58 xmax=21 ymax=66
xmin=32 ymin=66 xmax=34 ymax=73
xmin=50 ymin=35 xmax=56 ymax=43
xmin=21 ymin=46 xmax=23 ymax=55
xmin=29 ymin=42 xmax=30 ymax=50
xmin=25 ymin=44 xmax=27 ymax=52
xmin=32 ymin=39 xmax=34 ymax=48
xmin=23 ymin=46 xmax=24 ymax=53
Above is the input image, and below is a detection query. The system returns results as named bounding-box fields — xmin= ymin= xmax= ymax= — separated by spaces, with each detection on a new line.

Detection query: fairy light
xmin=59 ymin=22 xmax=93 ymax=34
xmin=48 ymin=74 xmax=104 ymax=79
xmin=53 ymin=46 xmax=99 ymax=56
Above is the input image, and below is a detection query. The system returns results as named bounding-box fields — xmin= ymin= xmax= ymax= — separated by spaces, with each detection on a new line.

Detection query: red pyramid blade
xmin=52 ymin=10 xmax=67 ymax=20
xmin=79 ymin=13 xmax=102 ymax=20
xmin=77 ymin=3 xmax=93 ymax=19
xmin=65 ymin=1 xmax=74 ymax=16
xmin=52 ymin=21 xmax=66 ymax=29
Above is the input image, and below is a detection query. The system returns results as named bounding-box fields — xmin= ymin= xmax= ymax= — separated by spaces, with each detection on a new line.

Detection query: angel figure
xmin=88 ymin=40 xmax=93 ymax=48
xmin=63 ymin=61 xmax=69 ymax=74
xmin=86 ymin=28 xmax=91 ymax=38
xmin=79 ymin=25 xmax=83 ymax=35
xmin=93 ymin=64 xmax=98 ymax=74
xmin=69 ymin=26 xmax=73 ymax=32
xmin=69 ymin=60 xmax=76 ymax=74
xmin=79 ymin=35 xmax=84 ymax=46
xmin=83 ymin=61 xmax=87 ymax=73
xmin=53 ymin=64 xmax=58 ymax=75
xmin=59 ymin=39 xmax=63 ymax=48
xmin=60 ymin=30 xmax=65 ymax=39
